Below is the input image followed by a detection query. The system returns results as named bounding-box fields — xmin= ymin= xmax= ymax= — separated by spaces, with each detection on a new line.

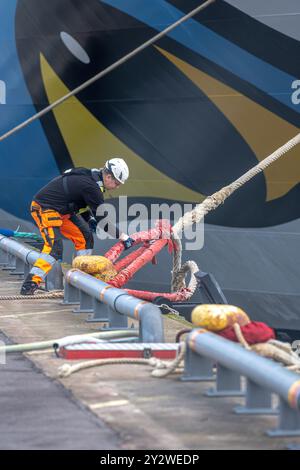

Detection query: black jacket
xmin=34 ymin=168 xmax=104 ymax=216
xmin=34 ymin=168 xmax=120 ymax=237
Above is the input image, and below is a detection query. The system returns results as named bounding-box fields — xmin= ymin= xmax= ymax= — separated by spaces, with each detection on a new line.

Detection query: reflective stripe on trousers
xmin=30 ymin=252 xmax=56 ymax=282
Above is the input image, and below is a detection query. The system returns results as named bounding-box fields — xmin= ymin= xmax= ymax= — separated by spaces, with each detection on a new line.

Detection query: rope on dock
xmin=0 ymin=290 xmax=64 ymax=300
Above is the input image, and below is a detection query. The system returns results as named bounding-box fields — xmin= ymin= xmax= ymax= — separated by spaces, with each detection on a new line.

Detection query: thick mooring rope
xmin=4 ymin=126 xmax=299 ymax=301
xmin=171 ymin=132 xmax=300 ymax=291
xmin=170 ymin=260 xmax=199 ymax=296
xmin=0 ymin=290 xmax=64 ymax=301
xmin=233 ymin=323 xmax=300 ymax=371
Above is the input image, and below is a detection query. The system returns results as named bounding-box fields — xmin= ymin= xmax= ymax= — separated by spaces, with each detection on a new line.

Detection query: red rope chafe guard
xmin=103 ymin=220 xmax=192 ymax=302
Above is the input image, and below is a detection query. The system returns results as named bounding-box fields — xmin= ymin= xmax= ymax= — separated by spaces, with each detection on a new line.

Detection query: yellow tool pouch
xmin=40 ymin=209 xmax=63 ymax=228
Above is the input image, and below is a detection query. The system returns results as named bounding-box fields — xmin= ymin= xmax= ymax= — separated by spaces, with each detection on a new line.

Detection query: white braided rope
xmin=0 ymin=290 xmax=64 ymax=301
xmin=58 ymin=358 xmax=151 ymax=378
xmin=171 ymin=232 xmax=182 ymax=291
xmin=173 ymin=132 xmax=300 ymax=235
xmin=171 ymin=132 xmax=300 ymax=291
xmin=171 ymin=260 xmax=199 ymax=295
xmin=151 ymin=342 xmax=186 ymax=378
xmin=234 ymin=324 xmax=300 ymax=369
xmin=58 ymin=347 xmax=186 ymax=378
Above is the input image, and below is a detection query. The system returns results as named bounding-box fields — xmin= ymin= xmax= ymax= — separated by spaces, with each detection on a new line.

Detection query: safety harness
xmin=62 ymin=167 xmax=104 ymax=215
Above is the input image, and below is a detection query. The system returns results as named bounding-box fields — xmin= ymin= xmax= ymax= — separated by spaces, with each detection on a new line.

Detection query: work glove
xmin=122 ymin=237 xmax=134 ymax=250
xmin=88 ymin=216 xmax=98 ymax=233
xmin=119 ymin=233 xmax=134 ymax=250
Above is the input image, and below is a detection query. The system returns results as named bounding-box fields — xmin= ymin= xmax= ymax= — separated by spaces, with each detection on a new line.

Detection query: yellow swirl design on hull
xmin=157 ymin=47 xmax=300 ymax=201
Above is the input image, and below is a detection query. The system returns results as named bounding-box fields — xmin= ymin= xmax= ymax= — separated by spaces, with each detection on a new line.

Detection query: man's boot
xmin=20 ymin=280 xmax=40 ymax=296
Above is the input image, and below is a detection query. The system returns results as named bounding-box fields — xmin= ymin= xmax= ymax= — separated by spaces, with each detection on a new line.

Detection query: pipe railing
xmin=0 ymin=235 xmax=63 ymax=290
xmin=0 ymin=236 xmax=164 ymax=342
xmin=183 ymin=328 xmax=300 ymax=437
xmin=64 ymin=268 xmax=164 ymax=343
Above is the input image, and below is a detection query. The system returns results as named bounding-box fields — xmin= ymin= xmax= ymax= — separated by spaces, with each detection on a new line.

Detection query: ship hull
xmin=0 ymin=0 xmax=299 ymax=332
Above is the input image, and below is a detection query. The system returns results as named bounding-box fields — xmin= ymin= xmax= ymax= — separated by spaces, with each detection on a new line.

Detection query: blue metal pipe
xmin=0 ymin=235 xmax=62 ymax=290
xmin=0 ymin=235 xmax=39 ymax=264
xmin=66 ymin=269 xmax=164 ymax=342
xmin=188 ymin=329 xmax=300 ymax=409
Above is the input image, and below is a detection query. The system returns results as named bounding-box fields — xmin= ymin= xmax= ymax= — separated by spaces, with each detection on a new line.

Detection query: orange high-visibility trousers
xmin=26 ymin=201 xmax=93 ymax=284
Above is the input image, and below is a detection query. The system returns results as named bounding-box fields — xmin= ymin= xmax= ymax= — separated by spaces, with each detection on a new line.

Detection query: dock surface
xmin=0 ymin=270 xmax=299 ymax=450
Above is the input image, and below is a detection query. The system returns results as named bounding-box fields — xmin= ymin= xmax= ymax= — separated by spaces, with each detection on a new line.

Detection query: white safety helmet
xmin=104 ymin=158 xmax=129 ymax=184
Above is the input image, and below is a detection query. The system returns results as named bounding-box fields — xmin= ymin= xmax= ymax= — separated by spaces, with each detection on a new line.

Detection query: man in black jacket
xmin=20 ymin=158 xmax=133 ymax=295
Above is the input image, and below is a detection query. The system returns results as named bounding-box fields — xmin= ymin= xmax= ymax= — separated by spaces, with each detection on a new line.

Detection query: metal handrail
xmin=0 ymin=235 xmax=62 ymax=290
xmin=65 ymin=268 xmax=164 ymax=343
xmin=184 ymin=328 xmax=300 ymax=437
xmin=0 ymin=234 xmax=40 ymax=265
